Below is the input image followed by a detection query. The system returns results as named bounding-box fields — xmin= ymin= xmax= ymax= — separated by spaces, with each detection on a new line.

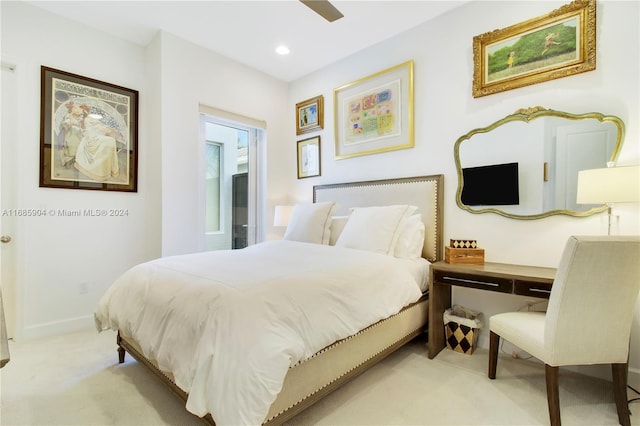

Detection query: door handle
xmin=0 ymin=236 xmax=11 ymax=243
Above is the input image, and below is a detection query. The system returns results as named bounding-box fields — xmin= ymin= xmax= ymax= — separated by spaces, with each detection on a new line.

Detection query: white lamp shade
xmin=273 ymin=205 xmax=293 ymax=227
xmin=577 ymin=166 xmax=640 ymax=204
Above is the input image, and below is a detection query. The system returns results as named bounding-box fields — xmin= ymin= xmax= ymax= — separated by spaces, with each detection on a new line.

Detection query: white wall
xmin=0 ymin=2 xmax=289 ymax=338
xmin=284 ymin=1 xmax=640 ymax=383
xmin=1 ymin=2 xmax=162 ymax=339
xmin=156 ymin=32 xmax=288 ymax=256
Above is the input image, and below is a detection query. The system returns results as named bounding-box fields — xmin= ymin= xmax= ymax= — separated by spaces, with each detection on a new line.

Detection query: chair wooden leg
xmin=488 ymin=331 xmax=499 ymax=379
xmin=545 ymin=364 xmax=561 ymax=426
xmin=612 ymin=363 xmax=631 ymax=426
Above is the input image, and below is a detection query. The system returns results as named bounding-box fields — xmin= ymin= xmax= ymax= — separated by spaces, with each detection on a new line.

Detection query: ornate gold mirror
xmin=454 ymin=107 xmax=625 ymax=219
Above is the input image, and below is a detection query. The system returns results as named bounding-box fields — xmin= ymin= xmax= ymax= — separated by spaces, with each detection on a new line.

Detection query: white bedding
xmin=94 ymin=240 xmax=424 ymax=425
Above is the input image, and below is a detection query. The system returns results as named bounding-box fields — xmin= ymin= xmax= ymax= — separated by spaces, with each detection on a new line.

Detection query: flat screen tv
xmin=461 ymin=162 xmax=520 ymax=206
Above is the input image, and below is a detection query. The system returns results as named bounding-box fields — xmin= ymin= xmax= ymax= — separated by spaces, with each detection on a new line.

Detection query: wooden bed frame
xmin=116 ymin=174 xmax=443 ymax=425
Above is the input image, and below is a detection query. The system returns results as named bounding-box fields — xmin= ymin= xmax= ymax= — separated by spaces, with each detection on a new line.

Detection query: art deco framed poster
xmin=334 ymin=60 xmax=414 ymax=160
xmin=296 ymin=95 xmax=323 ymax=135
xmin=39 ymin=66 xmax=139 ymax=191
xmin=472 ymin=0 xmax=596 ymax=98
xmin=297 ymin=136 xmax=321 ymax=179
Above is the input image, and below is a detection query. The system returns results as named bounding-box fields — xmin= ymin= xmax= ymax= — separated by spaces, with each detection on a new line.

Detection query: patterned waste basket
xmin=443 ymin=305 xmax=483 ymax=355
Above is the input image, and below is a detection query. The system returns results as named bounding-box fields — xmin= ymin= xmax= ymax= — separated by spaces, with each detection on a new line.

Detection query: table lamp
xmin=273 ymin=205 xmax=293 ymax=228
xmin=576 ymin=165 xmax=640 ymax=235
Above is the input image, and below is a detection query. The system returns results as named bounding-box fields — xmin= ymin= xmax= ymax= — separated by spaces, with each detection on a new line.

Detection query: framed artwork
xmin=297 ymin=136 xmax=321 ymax=179
xmin=40 ymin=66 xmax=139 ymax=192
xmin=333 ymin=60 xmax=414 ymax=160
xmin=296 ymin=95 xmax=323 ymax=135
xmin=472 ymin=0 xmax=596 ymax=98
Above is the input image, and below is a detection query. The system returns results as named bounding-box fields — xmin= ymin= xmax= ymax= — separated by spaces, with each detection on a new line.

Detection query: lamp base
xmin=606 ymin=205 xmax=620 ymax=236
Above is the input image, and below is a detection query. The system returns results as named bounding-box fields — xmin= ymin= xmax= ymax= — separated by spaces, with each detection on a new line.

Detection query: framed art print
xmin=472 ymin=0 xmax=595 ymax=98
xmin=296 ymin=95 xmax=323 ymax=135
xmin=40 ymin=66 xmax=139 ymax=192
xmin=334 ymin=60 xmax=414 ymax=160
xmin=297 ymin=136 xmax=321 ymax=179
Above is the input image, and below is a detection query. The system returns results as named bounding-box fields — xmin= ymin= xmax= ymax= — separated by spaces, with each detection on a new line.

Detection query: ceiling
xmin=25 ymin=0 xmax=468 ymax=82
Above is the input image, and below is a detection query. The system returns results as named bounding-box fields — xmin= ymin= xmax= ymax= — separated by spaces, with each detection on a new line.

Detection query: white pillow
xmin=283 ymin=202 xmax=336 ymax=245
xmin=329 ymin=216 xmax=349 ymax=246
xmin=394 ymin=214 xmax=425 ymax=259
xmin=335 ymin=205 xmax=417 ymax=255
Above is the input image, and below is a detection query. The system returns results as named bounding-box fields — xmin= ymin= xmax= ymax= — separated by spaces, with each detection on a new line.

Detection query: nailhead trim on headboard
xmin=314 ymin=174 xmax=443 ymax=262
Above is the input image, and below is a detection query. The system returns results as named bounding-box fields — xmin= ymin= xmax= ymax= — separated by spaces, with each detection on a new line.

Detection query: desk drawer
xmin=433 ymin=270 xmax=513 ymax=294
xmin=514 ymin=280 xmax=552 ymax=299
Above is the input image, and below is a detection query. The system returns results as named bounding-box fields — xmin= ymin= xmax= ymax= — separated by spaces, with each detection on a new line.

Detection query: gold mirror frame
xmin=454 ymin=106 xmax=625 ymax=220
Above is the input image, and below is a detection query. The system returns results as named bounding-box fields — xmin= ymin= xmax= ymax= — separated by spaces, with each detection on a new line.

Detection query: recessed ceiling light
xmin=275 ymin=45 xmax=290 ymax=55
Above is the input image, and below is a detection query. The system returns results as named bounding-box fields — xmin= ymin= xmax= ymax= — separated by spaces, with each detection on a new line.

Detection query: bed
xmin=95 ymin=174 xmax=443 ymax=425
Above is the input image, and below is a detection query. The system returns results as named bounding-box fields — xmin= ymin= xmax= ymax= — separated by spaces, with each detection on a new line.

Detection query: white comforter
xmin=95 ymin=240 xmax=423 ymax=425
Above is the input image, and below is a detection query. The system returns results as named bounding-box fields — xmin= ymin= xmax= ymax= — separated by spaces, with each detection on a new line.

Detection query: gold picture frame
xmin=333 ymin=60 xmax=414 ymax=160
xmin=296 ymin=95 xmax=323 ymax=135
xmin=472 ymin=0 xmax=596 ymax=98
xmin=297 ymin=136 xmax=321 ymax=179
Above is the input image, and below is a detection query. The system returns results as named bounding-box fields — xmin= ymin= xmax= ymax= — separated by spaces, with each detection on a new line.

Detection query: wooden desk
xmin=428 ymin=261 xmax=556 ymax=359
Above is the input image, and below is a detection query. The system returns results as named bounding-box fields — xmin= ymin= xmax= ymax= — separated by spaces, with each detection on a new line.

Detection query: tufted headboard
xmin=314 ymin=174 xmax=444 ymax=262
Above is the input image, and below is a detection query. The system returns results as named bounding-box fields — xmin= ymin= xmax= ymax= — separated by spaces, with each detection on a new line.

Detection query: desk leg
xmin=428 ymin=281 xmax=451 ymax=359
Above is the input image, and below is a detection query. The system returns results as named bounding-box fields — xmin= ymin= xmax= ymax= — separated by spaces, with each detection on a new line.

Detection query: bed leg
xmin=116 ymin=331 xmax=126 ymax=363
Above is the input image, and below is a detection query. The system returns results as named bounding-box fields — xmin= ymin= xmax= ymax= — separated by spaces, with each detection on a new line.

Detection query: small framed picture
xmin=295 ymin=95 xmax=323 ymax=135
xmin=297 ymin=136 xmax=321 ymax=179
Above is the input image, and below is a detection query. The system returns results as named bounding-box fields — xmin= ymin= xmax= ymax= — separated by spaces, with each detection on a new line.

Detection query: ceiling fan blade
xmin=300 ymin=0 xmax=344 ymax=22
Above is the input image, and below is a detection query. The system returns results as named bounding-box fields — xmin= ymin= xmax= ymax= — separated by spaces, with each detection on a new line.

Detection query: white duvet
xmin=95 ymin=240 xmax=423 ymax=425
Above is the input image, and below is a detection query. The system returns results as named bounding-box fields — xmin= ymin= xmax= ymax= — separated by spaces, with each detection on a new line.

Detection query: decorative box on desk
xmin=445 ymin=246 xmax=485 ymax=264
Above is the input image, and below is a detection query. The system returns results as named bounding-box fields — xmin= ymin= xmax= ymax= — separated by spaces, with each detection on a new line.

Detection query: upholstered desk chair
xmin=488 ymin=235 xmax=640 ymax=426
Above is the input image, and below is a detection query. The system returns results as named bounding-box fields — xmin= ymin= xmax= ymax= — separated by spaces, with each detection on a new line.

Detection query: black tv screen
xmin=461 ymin=162 xmax=520 ymax=206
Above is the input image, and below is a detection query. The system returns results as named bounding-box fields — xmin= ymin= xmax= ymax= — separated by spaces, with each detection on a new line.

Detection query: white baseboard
xmin=18 ymin=315 xmax=95 ymax=341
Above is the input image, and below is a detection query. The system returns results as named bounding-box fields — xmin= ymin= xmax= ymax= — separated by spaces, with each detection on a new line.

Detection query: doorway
xmin=553 ymin=121 xmax=617 ymax=211
xmin=200 ymin=112 xmax=264 ymax=251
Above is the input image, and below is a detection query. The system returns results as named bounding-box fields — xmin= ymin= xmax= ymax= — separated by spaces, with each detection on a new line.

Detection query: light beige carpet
xmin=1 ymin=328 xmax=638 ymax=425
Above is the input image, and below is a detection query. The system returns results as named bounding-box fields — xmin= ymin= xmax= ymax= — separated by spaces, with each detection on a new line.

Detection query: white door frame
xmin=198 ymin=112 xmax=264 ymax=251
xmin=1 ymin=60 xmax=20 ymax=338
